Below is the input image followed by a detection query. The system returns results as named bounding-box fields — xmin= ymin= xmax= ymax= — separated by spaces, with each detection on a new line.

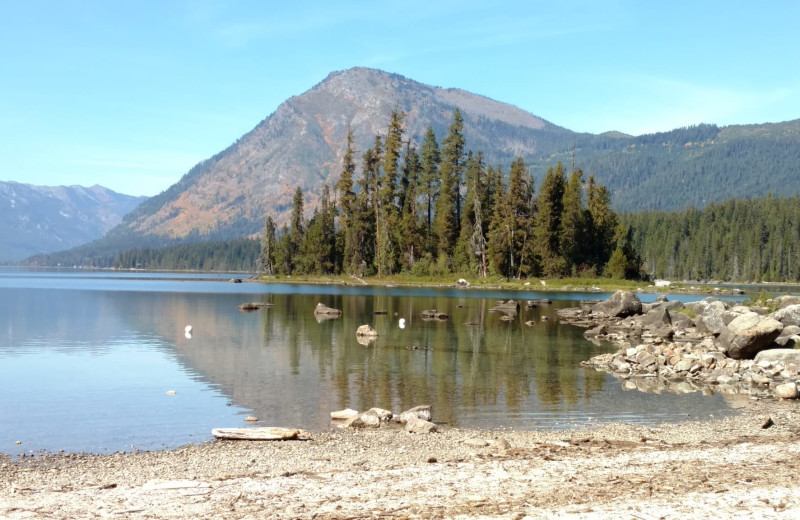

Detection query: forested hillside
xmin=624 ymin=195 xmax=800 ymax=282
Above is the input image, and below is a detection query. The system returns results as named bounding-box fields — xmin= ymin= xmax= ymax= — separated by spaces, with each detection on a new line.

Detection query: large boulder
xmin=694 ymin=300 xmax=729 ymax=336
xmin=640 ymin=306 xmax=672 ymax=330
xmin=592 ymin=291 xmax=642 ymax=318
xmin=718 ymin=312 xmax=783 ymax=360
xmin=770 ymin=304 xmax=800 ymax=327
xmin=753 ymin=348 xmax=800 ymax=365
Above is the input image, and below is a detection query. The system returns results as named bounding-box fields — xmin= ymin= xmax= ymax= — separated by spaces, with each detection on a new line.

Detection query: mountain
xmin=105 ymin=67 xmax=579 ymax=245
xmin=0 ymin=182 xmax=146 ymax=261
xmin=25 ymin=67 xmax=800 ymax=265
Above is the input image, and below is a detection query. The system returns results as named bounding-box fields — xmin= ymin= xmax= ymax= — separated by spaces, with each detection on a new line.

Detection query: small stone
xmin=405 ymin=418 xmax=437 ymax=434
xmin=761 ymin=416 xmax=774 ymax=429
xmin=244 ymin=416 xmax=258 ymax=422
xmin=464 ymin=438 xmax=489 ymax=447
xmin=330 ymin=408 xmax=360 ymax=420
xmin=491 ymin=438 xmax=511 ymax=452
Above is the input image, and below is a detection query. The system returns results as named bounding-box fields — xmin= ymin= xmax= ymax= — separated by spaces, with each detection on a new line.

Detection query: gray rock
xmin=405 ymin=418 xmax=437 ymax=434
xmin=695 ymin=301 xmax=729 ymax=335
xmin=490 ymin=438 xmax=512 ymax=452
xmin=330 ymin=408 xmax=360 ymax=420
xmin=314 ymin=302 xmax=342 ymax=316
xmin=775 ymin=382 xmax=799 ymax=399
xmin=364 ymin=407 xmax=393 ymax=422
xmin=394 ymin=405 xmax=432 ymax=424
xmin=592 ymin=291 xmax=642 ymax=318
xmin=777 ymin=295 xmax=800 ymax=308
xmin=584 ymin=324 xmax=608 ymax=338
xmin=753 ymin=348 xmax=800 ymax=365
xmin=718 ymin=313 xmax=783 ymax=360
xmin=770 ymin=304 xmax=800 ymax=327
xmin=641 ymin=307 xmax=672 ymax=329
xmin=342 ymin=413 xmax=381 ymax=428
xmin=779 ymin=325 xmax=800 ymax=337
xmin=356 ymin=324 xmax=378 ymax=337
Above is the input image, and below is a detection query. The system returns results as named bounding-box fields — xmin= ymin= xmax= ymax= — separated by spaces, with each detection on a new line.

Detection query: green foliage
xmin=624 ymin=194 xmax=800 ymax=282
xmin=113 ymin=238 xmax=259 ymax=271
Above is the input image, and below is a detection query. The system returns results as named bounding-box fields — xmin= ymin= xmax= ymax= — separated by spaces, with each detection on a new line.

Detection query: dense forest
xmin=112 ymin=238 xmax=259 ymax=272
xmin=624 ymin=195 xmax=800 ymax=283
xmin=258 ymin=109 xmax=642 ymax=280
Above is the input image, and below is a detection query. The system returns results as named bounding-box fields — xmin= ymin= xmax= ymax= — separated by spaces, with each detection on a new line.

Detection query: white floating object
xmin=398 ymin=318 xmax=406 ymax=329
xmin=166 ymin=390 xmax=176 ymax=395
xmin=185 ymin=331 xmax=192 ymax=339
xmin=185 ymin=325 xmax=193 ymax=333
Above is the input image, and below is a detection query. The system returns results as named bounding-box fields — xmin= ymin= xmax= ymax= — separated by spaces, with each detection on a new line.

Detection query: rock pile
xmin=331 ymin=405 xmax=436 ymax=433
xmin=559 ymin=290 xmax=800 ymax=399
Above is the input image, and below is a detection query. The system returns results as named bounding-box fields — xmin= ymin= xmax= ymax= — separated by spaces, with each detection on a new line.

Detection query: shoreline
xmin=3 ymin=398 xmax=799 ymax=519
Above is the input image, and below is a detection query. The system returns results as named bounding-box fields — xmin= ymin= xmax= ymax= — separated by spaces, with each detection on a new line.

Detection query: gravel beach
xmin=2 ymin=397 xmax=799 ymax=519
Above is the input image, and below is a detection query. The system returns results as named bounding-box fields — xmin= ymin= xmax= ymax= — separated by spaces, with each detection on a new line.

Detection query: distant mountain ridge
xmin=22 ymin=67 xmax=800 ymax=265
xmin=0 ymin=181 xmax=146 ymax=261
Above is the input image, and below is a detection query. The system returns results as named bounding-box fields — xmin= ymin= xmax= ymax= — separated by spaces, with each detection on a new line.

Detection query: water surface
xmin=0 ymin=268 xmax=740 ymax=455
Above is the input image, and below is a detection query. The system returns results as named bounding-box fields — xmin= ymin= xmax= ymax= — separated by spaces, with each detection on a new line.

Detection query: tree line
xmin=259 ymin=109 xmax=642 ymax=280
xmin=624 ymin=194 xmax=800 ymax=282
xmin=113 ymin=238 xmax=259 ymax=271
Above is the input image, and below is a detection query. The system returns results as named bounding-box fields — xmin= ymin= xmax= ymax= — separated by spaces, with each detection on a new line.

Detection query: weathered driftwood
xmin=211 ymin=427 xmax=311 ymax=441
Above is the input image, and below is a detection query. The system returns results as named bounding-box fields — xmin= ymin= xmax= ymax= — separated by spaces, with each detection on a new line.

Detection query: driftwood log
xmin=211 ymin=427 xmax=311 ymax=441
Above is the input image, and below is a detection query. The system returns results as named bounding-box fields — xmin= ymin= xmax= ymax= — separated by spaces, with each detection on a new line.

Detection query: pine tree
xmin=374 ymin=110 xmax=404 ymax=276
xmin=586 ymin=174 xmax=618 ymax=270
xmin=560 ymin=168 xmax=586 ymax=273
xmin=435 ymin=110 xmax=466 ymax=264
xmin=419 ymin=125 xmax=440 ymax=252
xmin=398 ymin=140 xmax=423 ymax=270
xmin=335 ymin=127 xmax=357 ymax=272
xmin=535 ymin=162 xmax=567 ymax=276
xmin=454 ymin=152 xmax=486 ymax=274
xmin=257 ymin=214 xmax=276 ymax=275
xmin=487 ymin=157 xmax=534 ymax=278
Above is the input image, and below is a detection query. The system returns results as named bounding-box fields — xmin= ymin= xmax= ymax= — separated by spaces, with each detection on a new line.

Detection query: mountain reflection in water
xmin=0 ymin=271 xmax=740 ymax=454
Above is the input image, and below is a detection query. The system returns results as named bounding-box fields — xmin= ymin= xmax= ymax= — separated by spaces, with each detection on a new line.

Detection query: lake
xmin=0 ymin=268 xmax=742 ymax=456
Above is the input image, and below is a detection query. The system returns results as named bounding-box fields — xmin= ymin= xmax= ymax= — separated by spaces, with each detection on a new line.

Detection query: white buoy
xmin=398 ymin=318 xmax=406 ymax=329
xmin=185 ymin=325 xmax=193 ymax=333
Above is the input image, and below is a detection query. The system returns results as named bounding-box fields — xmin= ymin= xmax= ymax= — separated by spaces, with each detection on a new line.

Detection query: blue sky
xmin=1 ymin=1 xmax=798 ymax=196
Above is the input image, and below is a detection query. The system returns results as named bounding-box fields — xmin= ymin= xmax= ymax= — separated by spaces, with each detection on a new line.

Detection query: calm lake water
xmin=0 ymin=268 xmax=742 ymax=456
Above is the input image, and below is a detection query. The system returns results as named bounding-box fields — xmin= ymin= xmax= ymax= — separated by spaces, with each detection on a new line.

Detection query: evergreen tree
xmin=487 ymin=157 xmax=534 ymax=277
xmin=335 ymin=127 xmax=357 ymax=271
xmin=560 ymin=168 xmax=586 ymax=274
xmin=535 ymin=162 xmax=567 ymax=276
xmin=419 ymin=125 xmax=440 ymax=252
xmin=375 ymin=110 xmax=404 ymax=275
xmin=434 ymin=110 xmax=466 ymax=264
xmin=586 ymin=174 xmax=618 ymax=270
xmin=454 ymin=152 xmax=486 ymax=274
xmin=605 ymin=224 xmax=643 ymax=279
xmin=398 ymin=140 xmax=423 ymax=270
xmin=257 ymin=214 xmax=276 ymax=275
